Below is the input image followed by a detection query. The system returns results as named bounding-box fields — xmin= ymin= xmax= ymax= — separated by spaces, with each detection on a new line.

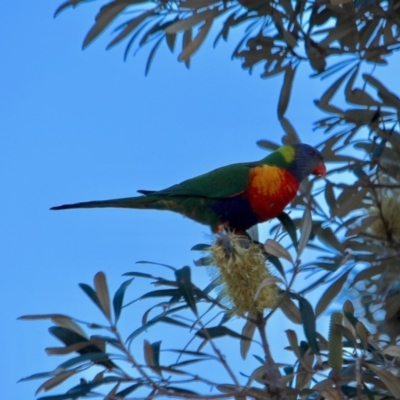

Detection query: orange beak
xmin=312 ymin=162 xmax=326 ymax=177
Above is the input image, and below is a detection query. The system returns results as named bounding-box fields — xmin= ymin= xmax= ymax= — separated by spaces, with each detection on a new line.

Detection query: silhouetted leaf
xmin=165 ymin=8 xmax=221 ymax=33
xmin=144 ymin=340 xmax=162 ymax=375
xmin=106 ymin=9 xmax=156 ymax=49
xmin=36 ymin=370 xmax=78 ymax=395
xmin=364 ymin=74 xmax=400 ymax=110
xmin=83 ymin=1 xmax=131 ymax=49
xmin=54 ymin=0 xmax=87 ymax=17
xmin=268 ymin=255 xmax=285 ymax=279
xmin=113 ymin=278 xmax=133 ymax=323
xmin=48 ymin=326 xmax=116 ymax=369
xmin=116 ymin=383 xmax=143 ymax=397
xmin=175 ymin=266 xmax=197 ymax=314
xmin=298 ymin=208 xmax=312 ymax=256
xmin=196 ymin=326 xmax=250 ymax=340
xmin=240 ymin=319 xmax=256 ymax=359
xmin=79 ymin=283 xmax=102 ymax=311
xmin=127 ymin=314 xmax=191 ymax=343
xmin=315 ymin=270 xmax=351 ymax=317
xmin=277 ymin=212 xmax=298 ymax=250
xmin=179 ymin=18 xmax=213 ymax=61
xmin=139 ymin=289 xmax=182 ymax=299
xmin=145 ymin=36 xmax=164 ymax=75
xmin=291 ymin=294 xmax=320 ymax=354
xmin=278 ymin=65 xmax=296 ymax=118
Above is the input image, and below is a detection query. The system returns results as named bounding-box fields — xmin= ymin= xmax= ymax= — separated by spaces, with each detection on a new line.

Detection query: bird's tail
xmin=50 ymin=195 xmax=159 ymax=211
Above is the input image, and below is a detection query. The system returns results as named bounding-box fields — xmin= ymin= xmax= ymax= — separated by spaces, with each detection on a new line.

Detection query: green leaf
xmin=113 ymin=278 xmax=133 ymax=323
xmin=175 ymin=266 xmax=197 ymax=314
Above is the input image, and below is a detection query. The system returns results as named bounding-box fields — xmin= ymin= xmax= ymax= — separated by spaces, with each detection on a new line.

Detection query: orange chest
xmin=246 ymin=166 xmax=299 ymax=221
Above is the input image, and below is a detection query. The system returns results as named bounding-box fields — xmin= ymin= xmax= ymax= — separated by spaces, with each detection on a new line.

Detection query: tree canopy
xmin=19 ymin=0 xmax=400 ymax=398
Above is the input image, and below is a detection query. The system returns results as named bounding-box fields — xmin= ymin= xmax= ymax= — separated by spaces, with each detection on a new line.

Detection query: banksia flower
xmin=368 ymin=196 xmax=400 ymax=242
xmin=209 ymin=232 xmax=280 ymax=315
xmin=328 ymin=312 xmax=343 ymax=371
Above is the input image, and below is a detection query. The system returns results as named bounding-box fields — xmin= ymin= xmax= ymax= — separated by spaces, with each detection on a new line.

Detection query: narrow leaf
xmin=196 ymin=326 xmax=249 ymax=340
xmin=240 ymin=319 xmax=256 ymax=359
xmin=280 ymin=295 xmax=302 ymax=324
xmin=278 ymin=65 xmax=296 ymax=118
xmin=51 ymin=316 xmax=87 ymax=338
xmin=315 ymin=270 xmax=351 ymax=317
xmin=79 ymin=283 xmax=102 ymax=311
xmin=277 ymin=212 xmax=298 ymax=250
xmin=383 ymin=345 xmax=400 ymax=358
xmin=366 ymin=363 xmax=400 ymax=398
xmin=165 ymin=8 xmax=220 ymax=33
xmin=36 ymin=369 xmax=78 ymax=395
xmin=179 ymin=18 xmax=213 ymax=62
xmin=83 ymin=1 xmax=130 ymax=49
xmin=107 ymin=9 xmax=155 ymax=49
xmin=254 ymin=276 xmax=284 ymax=301
xmin=94 ymin=272 xmax=111 ymax=321
xmin=144 ymin=340 xmax=162 ymax=375
xmin=175 ymin=266 xmax=197 ymax=314
xmin=264 ymin=239 xmax=293 ymax=264
xmin=292 ymin=294 xmax=320 ymax=354
xmin=113 ymin=279 xmax=133 ymax=323
xmin=298 ymin=208 xmax=312 ymax=256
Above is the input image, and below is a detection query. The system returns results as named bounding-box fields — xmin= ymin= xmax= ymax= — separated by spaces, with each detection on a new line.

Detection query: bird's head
xmin=281 ymin=143 xmax=326 ymax=182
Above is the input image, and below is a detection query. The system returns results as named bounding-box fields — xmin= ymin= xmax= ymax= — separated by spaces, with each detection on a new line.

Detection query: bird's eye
xmin=309 ymin=149 xmax=315 ymax=156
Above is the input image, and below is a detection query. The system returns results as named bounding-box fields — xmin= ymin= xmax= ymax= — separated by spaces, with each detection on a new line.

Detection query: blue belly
xmin=211 ymin=197 xmax=261 ymax=231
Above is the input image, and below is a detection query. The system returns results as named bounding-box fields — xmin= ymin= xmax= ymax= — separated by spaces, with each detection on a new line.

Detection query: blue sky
xmin=2 ymin=1 xmax=398 ymax=398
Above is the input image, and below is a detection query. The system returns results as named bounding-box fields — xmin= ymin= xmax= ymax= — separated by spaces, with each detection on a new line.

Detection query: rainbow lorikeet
xmin=51 ymin=143 xmax=326 ymax=233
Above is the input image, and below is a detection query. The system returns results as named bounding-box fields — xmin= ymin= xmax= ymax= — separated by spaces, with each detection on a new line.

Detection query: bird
xmin=51 ymin=143 xmax=326 ymax=233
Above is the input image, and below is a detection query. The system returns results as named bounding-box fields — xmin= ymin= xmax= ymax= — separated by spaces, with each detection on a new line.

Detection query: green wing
xmin=142 ymin=162 xmax=256 ymax=199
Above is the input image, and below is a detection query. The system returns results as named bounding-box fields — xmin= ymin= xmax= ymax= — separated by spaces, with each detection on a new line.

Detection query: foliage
xmin=21 ymin=0 xmax=400 ymax=398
